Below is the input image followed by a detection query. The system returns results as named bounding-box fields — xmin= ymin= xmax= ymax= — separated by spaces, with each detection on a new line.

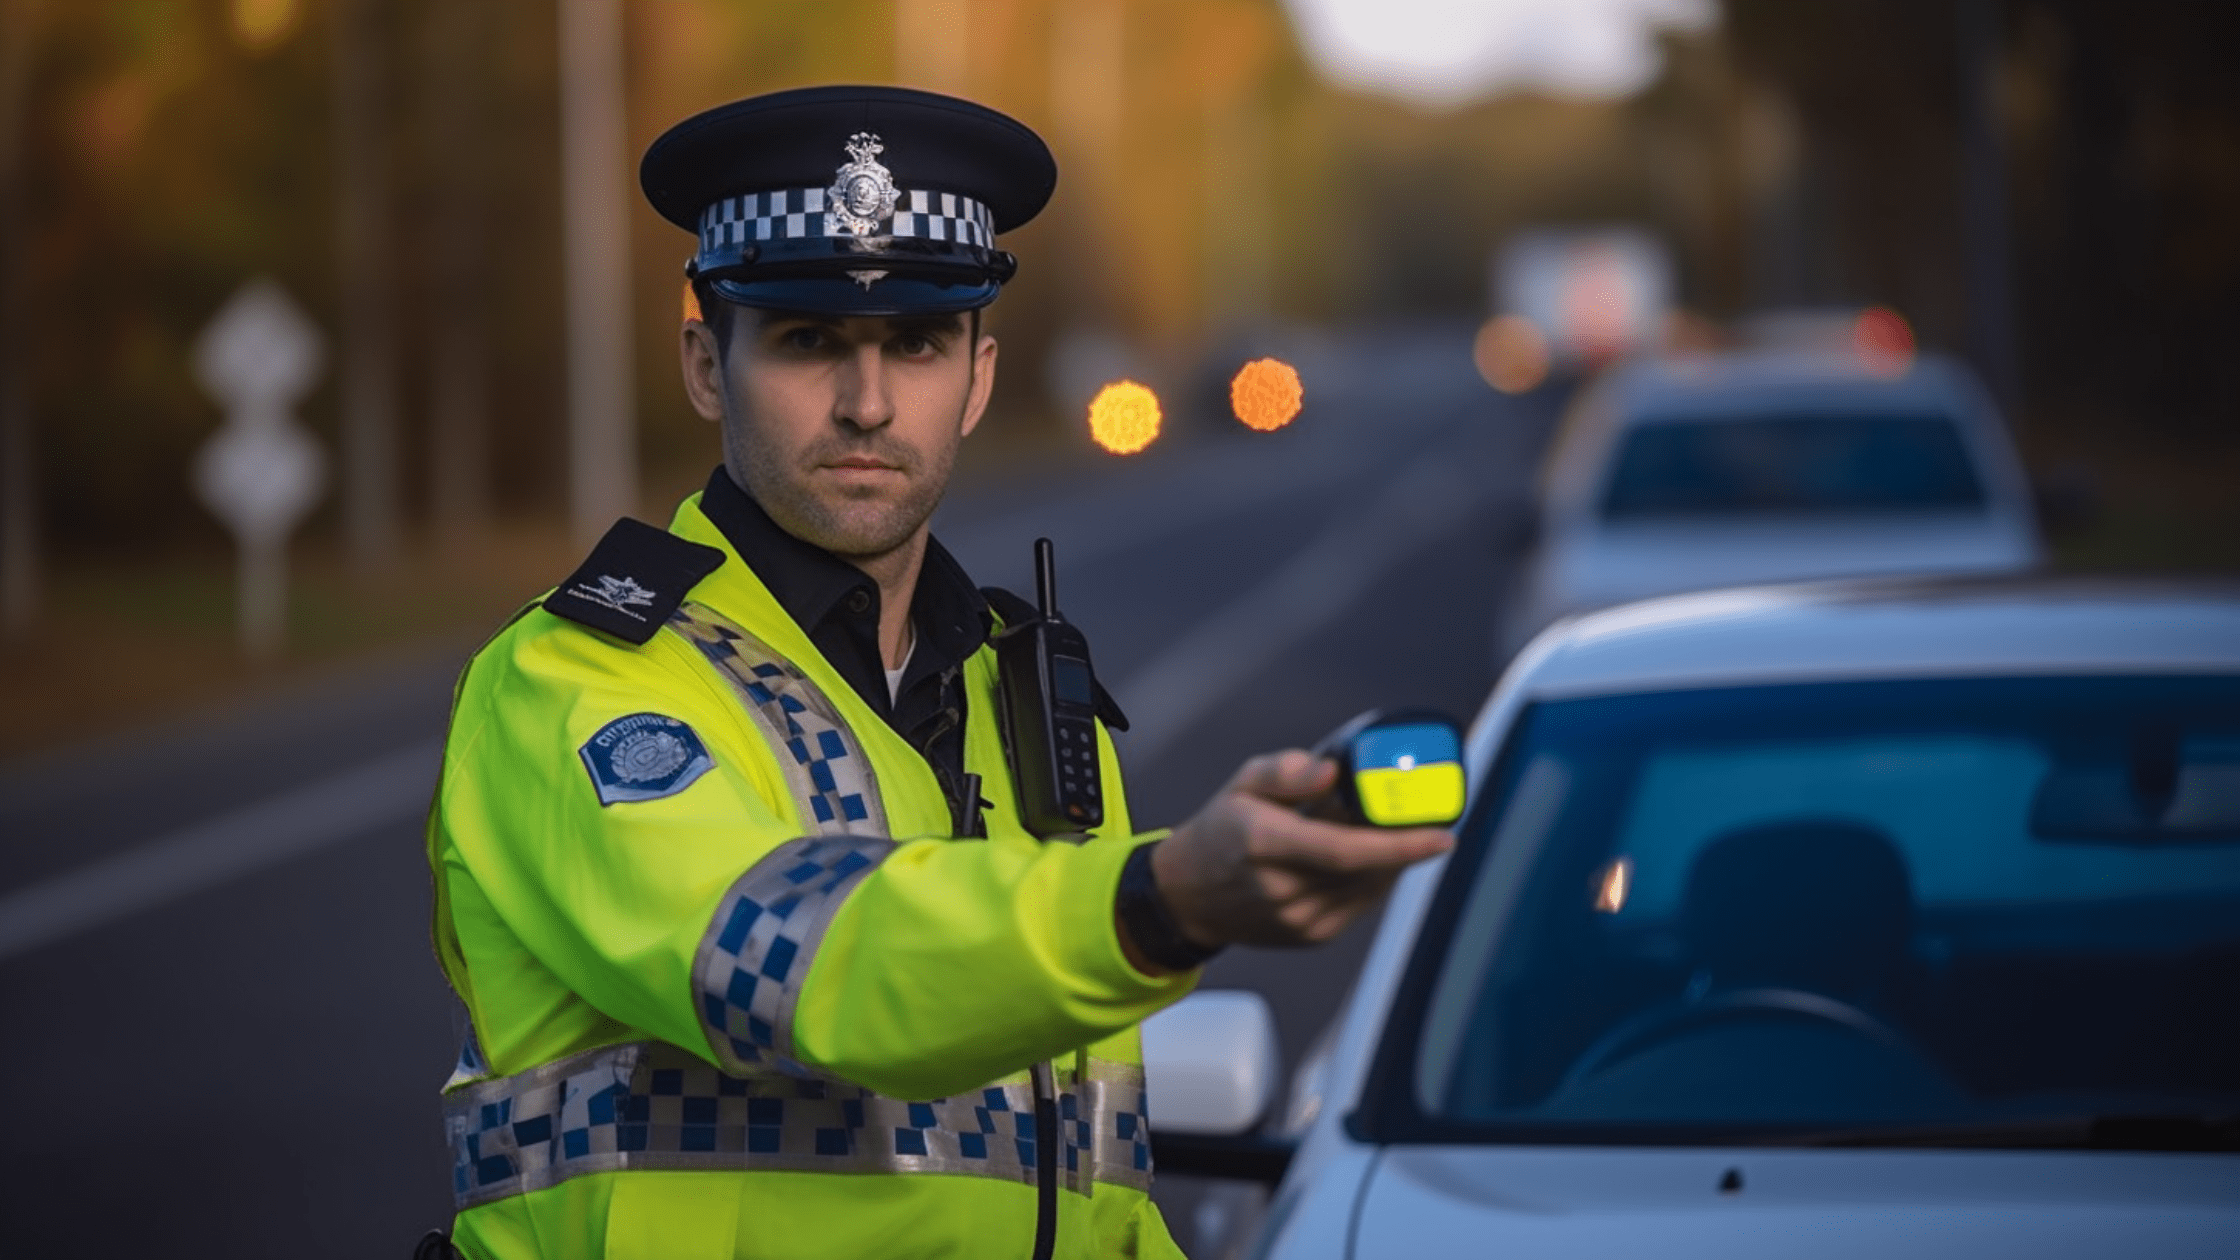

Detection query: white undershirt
xmin=885 ymin=634 xmax=916 ymax=704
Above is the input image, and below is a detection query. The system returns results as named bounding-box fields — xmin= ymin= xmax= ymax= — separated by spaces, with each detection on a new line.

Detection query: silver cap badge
xmin=827 ymin=132 xmax=901 ymax=237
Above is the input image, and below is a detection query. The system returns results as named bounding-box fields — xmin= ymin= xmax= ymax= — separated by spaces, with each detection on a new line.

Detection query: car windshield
xmin=1402 ymin=676 xmax=2240 ymax=1145
xmin=1601 ymin=413 xmax=1987 ymax=518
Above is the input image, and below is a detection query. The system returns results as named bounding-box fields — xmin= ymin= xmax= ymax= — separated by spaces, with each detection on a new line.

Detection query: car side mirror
xmin=1142 ymin=990 xmax=1297 ymax=1185
xmin=1142 ymin=990 xmax=1279 ymax=1135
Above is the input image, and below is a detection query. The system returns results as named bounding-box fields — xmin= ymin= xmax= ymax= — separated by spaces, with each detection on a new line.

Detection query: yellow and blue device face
xmin=1350 ymin=722 xmax=1466 ymax=827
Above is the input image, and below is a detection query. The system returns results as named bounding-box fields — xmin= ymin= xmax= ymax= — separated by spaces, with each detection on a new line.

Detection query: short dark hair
xmin=691 ymin=275 xmax=741 ymax=356
xmin=690 ymin=280 xmax=982 ymax=361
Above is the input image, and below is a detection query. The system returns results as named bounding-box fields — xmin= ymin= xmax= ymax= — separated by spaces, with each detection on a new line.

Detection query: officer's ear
xmin=960 ymin=330 xmax=997 ymax=440
xmin=681 ymin=318 xmax=726 ymax=423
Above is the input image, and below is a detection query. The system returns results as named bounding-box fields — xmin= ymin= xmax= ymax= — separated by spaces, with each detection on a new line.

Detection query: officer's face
xmin=682 ymin=309 xmax=996 ymax=560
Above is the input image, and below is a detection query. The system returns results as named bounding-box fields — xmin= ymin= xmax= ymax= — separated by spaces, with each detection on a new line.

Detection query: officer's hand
xmin=1151 ymin=750 xmax=1454 ymax=952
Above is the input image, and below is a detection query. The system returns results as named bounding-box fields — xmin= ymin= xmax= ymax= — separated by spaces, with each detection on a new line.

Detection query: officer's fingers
xmin=1225 ymin=749 xmax=1339 ymax=806
xmin=1304 ymin=901 xmax=1362 ymax=943
xmin=1244 ymin=802 xmax=1453 ymax=873
xmin=1255 ymin=864 xmax=1316 ymax=905
xmin=1276 ymin=893 xmax=1330 ymax=935
xmin=1274 ymin=889 xmax=1374 ymax=945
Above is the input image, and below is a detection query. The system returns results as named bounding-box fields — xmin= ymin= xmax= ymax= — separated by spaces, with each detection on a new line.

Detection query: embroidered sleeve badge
xmin=579 ymin=713 xmax=716 ymax=806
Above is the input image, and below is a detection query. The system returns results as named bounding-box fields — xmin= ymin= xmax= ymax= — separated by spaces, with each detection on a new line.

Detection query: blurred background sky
xmin=1 ymin=0 xmax=2236 ymax=752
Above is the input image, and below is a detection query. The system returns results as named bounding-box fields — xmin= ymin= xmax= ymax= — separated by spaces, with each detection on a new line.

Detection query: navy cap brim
xmin=708 ymin=274 xmax=1000 ymax=317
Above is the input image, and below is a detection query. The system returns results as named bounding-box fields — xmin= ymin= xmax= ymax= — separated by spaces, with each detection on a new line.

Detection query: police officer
xmin=426 ymin=85 xmax=1451 ymax=1260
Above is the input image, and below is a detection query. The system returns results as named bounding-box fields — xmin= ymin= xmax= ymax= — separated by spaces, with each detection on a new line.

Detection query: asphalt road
xmin=0 ymin=323 xmax=1554 ymax=1257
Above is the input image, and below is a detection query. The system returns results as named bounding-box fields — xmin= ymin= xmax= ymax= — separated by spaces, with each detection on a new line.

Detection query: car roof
xmin=1602 ymin=350 xmax=1983 ymax=422
xmin=1538 ymin=351 xmax=2028 ymax=518
xmin=1511 ymin=576 xmax=2240 ymax=699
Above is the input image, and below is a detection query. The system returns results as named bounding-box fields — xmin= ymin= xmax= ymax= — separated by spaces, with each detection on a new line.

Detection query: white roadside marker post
xmin=192 ymin=279 xmax=329 ymax=660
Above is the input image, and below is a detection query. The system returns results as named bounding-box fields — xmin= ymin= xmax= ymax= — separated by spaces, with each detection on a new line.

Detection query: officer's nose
xmin=836 ymin=342 xmax=896 ymax=431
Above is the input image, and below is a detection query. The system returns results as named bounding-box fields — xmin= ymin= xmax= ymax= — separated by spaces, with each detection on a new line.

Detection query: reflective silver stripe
xmin=668 ymin=603 xmax=888 ymax=837
xmin=693 ymin=835 xmax=894 ymax=1074
xmin=1059 ymin=1055 xmax=1155 ymax=1195
xmin=445 ymin=1042 xmax=1152 ymax=1210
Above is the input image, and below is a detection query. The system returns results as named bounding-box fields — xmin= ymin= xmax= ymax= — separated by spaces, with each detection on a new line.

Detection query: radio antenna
xmin=1034 ymin=537 xmax=1059 ymax=621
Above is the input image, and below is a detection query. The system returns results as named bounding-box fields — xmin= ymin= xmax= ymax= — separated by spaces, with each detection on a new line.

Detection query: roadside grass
xmin=0 ymin=437 xmax=1080 ymax=762
xmin=2027 ymin=423 xmax=2240 ymax=575
xmin=0 ymin=518 xmax=580 ymax=760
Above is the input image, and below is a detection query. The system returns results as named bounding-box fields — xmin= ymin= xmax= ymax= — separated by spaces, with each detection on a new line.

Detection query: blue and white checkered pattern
xmin=443 ymin=1042 xmax=1153 ymax=1210
xmin=669 ymin=604 xmax=887 ymax=836
xmin=697 ymin=186 xmax=995 ymax=255
xmin=1071 ymin=1059 xmax=1153 ymax=1195
xmin=694 ymin=835 xmax=894 ymax=1074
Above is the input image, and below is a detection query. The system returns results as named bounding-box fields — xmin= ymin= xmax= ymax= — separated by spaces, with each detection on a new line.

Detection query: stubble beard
xmin=729 ymin=421 xmax=960 ymax=561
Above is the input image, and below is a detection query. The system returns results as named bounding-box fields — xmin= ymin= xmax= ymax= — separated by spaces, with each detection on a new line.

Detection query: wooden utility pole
xmin=333 ymin=0 xmax=403 ymax=566
xmin=558 ymin=0 xmax=636 ymax=547
xmin=424 ymin=0 xmax=491 ymax=543
xmin=0 ymin=0 xmax=43 ymax=635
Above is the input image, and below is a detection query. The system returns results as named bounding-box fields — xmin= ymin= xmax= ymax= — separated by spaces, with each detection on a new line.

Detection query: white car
xmin=1148 ymin=578 xmax=2240 ymax=1258
xmin=1499 ymin=351 xmax=2042 ymax=657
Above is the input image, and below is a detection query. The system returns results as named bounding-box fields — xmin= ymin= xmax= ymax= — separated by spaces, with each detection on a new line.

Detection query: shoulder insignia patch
xmin=544 ymin=517 xmax=726 ymax=645
xmin=579 ymin=713 xmax=716 ymax=805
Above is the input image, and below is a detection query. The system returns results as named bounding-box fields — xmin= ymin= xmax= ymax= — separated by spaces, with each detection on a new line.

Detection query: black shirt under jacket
xmin=698 ymin=467 xmax=993 ymax=835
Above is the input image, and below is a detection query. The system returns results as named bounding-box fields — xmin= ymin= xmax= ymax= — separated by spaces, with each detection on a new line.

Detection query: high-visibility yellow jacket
xmin=428 ymin=492 xmax=1196 ymax=1259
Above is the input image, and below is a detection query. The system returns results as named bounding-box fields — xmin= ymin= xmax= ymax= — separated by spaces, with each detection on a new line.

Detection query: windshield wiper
xmin=1767 ymin=1114 xmax=2240 ymax=1152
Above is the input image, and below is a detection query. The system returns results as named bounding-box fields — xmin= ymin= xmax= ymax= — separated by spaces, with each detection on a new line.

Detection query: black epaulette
xmin=980 ymin=585 xmax=1131 ymax=733
xmin=543 ymin=518 xmax=726 ymax=645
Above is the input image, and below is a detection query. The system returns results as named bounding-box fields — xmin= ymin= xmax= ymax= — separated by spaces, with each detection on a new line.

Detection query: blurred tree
xmin=1 ymin=0 xmax=44 ymax=633
xmin=419 ymin=0 xmax=491 ymax=543
xmin=4 ymin=0 xmax=1821 ymax=571
xmin=332 ymin=0 xmax=403 ymax=566
xmin=1722 ymin=0 xmax=2240 ymax=440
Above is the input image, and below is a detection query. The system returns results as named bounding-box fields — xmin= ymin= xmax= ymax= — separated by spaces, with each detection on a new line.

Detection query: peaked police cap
xmin=641 ymin=85 xmax=1057 ymax=316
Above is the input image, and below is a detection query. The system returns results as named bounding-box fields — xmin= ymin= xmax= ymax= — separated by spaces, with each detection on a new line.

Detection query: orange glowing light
xmin=1229 ymin=358 xmax=1304 ymax=432
xmin=681 ymin=279 xmax=703 ymax=325
xmin=1087 ymin=381 xmax=1162 ymax=455
xmin=1854 ymin=305 xmax=1915 ymax=376
xmin=1474 ymin=315 xmax=1551 ymax=394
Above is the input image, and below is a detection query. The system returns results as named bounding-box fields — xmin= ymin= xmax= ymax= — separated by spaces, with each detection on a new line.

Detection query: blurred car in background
xmin=1154 ymin=577 xmax=2240 ymax=1258
xmin=1497 ymin=348 xmax=2042 ymax=658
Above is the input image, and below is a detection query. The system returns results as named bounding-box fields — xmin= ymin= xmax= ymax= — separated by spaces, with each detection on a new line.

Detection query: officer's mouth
xmin=820 ymin=458 xmax=906 ymax=484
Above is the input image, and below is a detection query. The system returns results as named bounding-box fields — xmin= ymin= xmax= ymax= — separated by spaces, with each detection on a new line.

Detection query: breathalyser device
xmin=1309 ymin=708 xmax=1467 ymax=828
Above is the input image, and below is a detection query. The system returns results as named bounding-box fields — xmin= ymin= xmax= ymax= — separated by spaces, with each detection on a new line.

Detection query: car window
xmin=1601 ymin=413 xmax=1986 ymax=518
xmin=1402 ymin=677 xmax=2240 ymax=1142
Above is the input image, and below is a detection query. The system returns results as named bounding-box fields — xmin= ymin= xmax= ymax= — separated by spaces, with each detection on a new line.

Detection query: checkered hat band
xmin=444 ymin=1041 xmax=1154 ymax=1210
xmin=698 ymin=188 xmax=995 ymax=252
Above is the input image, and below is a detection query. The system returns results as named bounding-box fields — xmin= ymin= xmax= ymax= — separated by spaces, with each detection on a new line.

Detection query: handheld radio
xmin=1307 ymin=708 xmax=1468 ymax=828
xmin=996 ymin=538 xmax=1105 ymax=837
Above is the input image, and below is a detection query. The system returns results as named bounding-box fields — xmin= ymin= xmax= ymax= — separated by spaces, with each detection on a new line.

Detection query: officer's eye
xmin=777 ymin=326 xmax=830 ymax=353
xmin=891 ymin=332 xmax=938 ymax=358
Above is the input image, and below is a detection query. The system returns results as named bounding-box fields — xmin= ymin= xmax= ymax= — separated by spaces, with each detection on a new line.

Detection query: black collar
xmin=698 ymin=467 xmax=992 ymax=718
